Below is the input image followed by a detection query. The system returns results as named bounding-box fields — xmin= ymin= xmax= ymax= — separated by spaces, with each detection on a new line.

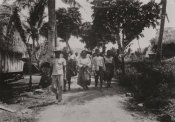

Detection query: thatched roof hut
xmin=0 ymin=4 xmax=26 ymax=54
xmin=155 ymin=27 xmax=175 ymax=44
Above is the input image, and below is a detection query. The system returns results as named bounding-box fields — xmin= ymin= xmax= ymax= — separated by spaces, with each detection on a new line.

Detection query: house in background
xmin=155 ymin=27 xmax=175 ymax=58
xmin=0 ymin=4 xmax=26 ymax=81
xmin=144 ymin=27 xmax=175 ymax=59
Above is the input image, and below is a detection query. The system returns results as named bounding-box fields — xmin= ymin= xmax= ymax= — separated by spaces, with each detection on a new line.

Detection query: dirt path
xmin=36 ymin=77 xmax=157 ymax=122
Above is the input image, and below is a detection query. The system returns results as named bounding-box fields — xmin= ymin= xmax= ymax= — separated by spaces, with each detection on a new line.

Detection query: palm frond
xmin=28 ymin=0 xmax=47 ymax=28
xmin=12 ymin=7 xmax=27 ymax=43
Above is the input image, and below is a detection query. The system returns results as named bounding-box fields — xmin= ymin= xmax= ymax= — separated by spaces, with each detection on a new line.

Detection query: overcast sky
xmin=0 ymin=0 xmax=175 ymax=51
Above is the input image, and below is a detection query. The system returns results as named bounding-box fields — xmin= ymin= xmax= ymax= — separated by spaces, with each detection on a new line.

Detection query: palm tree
xmin=157 ymin=0 xmax=167 ymax=61
xmin=2 ymin=0 xmax=82 ymax=87
xmin=47 ymin=0 xmax=56 ymax=62
xmin=47 ymin=0 xmax=82 ymax=57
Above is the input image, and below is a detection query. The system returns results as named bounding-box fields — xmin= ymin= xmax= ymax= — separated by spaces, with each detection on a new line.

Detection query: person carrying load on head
xmin=51 ymin=49 xmax=66 ymax=103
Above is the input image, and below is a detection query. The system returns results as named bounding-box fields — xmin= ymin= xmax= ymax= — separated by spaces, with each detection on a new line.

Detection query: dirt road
xmin=37 ymin=77 xmax=157 ymax=122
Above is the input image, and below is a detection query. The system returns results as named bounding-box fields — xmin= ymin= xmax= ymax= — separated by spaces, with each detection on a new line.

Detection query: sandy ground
xmin=37 ymin=77 xmax=157 ymax=122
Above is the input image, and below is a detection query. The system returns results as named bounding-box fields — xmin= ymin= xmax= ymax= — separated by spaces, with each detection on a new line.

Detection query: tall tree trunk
xmin=47 ymin=0 xmax=56 ymax=62
xmin=115 ymin=32 xmax=125 ymax=75
xmin=157 ymin=0 xmax=167 ymax=61
xmin=55 ymin=23 xmax=58 ymax=49
xmin=121 ymin=33 xmax=125 ymax=75
xmin=38 ymin=0 xmax=56 ymax=89
xmin=138 ymin=39 xmax=141 ymax=52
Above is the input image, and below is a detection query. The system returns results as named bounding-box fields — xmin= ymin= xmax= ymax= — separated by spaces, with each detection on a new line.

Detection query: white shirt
xmin=104 ymin=56 xmax=113 ymax=64
xmin=92 ymin=56 xmax=105 ymax=71
xmin=52 ymin=58 xmax=66 ymax=75
xmin=78 ymin=56 xmax=91 ymax=68
xmin=70 ymin=54 xmax=76 ymax=60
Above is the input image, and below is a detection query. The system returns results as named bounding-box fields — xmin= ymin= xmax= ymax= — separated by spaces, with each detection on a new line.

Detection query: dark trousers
xmin=104 ymin=63 xmax=114 ymax=88
xmin=95 ymin=67 xmax=104 ymax=88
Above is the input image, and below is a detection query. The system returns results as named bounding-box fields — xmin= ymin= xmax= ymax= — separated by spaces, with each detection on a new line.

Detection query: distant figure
xmin=77 ymin=50 xmax=91 ymax=90
xmin=92 ymin=52 xmax=105 ymax=89
xmin=75 ymin=52 xmax=78 ymax=57
xmin=75 ymin=52 xmax=79 ymax=72
xmin=51 ymin=51 xmax=66 ymax=102
xmin=66 ymin=52 xmax=77 ymax=91
xmin=104 ymin=50 xmax=115 ymax=88
xmin=114 ymin=49 xmax=121 ymax=75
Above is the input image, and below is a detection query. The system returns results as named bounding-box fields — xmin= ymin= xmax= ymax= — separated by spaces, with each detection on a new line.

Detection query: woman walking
xmin=104 ymin=50 xmax=115 ymax=88
xmin=51 ymin=51 xmax=66 ymax=102
xmin=77 ymin=50 xmax=91 ymax=90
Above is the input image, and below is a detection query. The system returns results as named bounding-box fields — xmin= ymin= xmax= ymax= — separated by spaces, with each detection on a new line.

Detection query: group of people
xmin=49 ymin=49 xmax=120 ymax=103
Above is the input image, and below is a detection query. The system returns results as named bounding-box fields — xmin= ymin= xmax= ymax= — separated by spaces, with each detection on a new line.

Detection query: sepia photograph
xmin=0 ymin=0 xmax=175 ymax=122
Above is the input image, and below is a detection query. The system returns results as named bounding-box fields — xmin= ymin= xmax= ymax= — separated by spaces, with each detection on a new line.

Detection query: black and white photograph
xmin=0 ymin=0 xmax=175 ymax=122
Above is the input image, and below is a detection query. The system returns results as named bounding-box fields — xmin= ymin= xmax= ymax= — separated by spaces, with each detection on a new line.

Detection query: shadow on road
xmin=62 ymin=81 xmax=126 ymax=105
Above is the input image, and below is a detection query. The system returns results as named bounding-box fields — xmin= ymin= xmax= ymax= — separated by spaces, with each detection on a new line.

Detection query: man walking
xmin=92 ymin=51 xmax=105 ymax=89
xmin=51 ymin=50 xmax=66 ymax=103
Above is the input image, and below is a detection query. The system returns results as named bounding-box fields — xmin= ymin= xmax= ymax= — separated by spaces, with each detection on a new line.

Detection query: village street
xmin=36 ymin=77 xmax=157 ymax=122
xmin=0 ymin=75 xmax=159 ymax=122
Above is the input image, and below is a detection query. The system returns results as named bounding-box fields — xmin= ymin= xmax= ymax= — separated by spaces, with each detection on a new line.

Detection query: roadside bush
xmin=118 ymin=61 xmax=175 ymax=109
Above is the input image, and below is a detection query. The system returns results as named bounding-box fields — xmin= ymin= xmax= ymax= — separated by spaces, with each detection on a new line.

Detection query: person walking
xmin=113 ymin=49 xmax=121 ymax=78
xmin=104 ymin=50 xmax=115 ymax=88
xmin=77 ymin=50 xmax=91 ymax=90
xmin=51 ymin=50 xmax=66 ymax=103
xmin=66 ymin=52 xmax=77 ymax=91
xmin=92 ymin=52 xmax=105 ymax=89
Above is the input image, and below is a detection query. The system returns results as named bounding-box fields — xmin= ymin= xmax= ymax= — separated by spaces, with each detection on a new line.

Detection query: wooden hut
xmin=0 ymin=4 xmax=26 ymax=81
xmin=152 ymin=27 xmax=175 ymax=58
xmin=155 ymin=27 xmax=175 ymax=44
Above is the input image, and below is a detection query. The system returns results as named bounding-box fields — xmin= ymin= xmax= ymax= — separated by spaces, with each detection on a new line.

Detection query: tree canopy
xmin=90 ymin=0 xmax=160 ymax=51
xmin=56 ymin=7 xmax=82 ymax=41
xmin=40 ymin=7 xmax=82 ymax=42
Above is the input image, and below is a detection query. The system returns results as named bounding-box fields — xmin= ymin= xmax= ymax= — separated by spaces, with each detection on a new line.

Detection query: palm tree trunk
xmin=47 ymin=0 xmax=56 ymax=62
xmin=157 ymin=0 xmax=167 ymax=61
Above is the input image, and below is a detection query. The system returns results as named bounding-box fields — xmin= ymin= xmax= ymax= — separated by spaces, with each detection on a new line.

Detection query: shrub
xmin=118 ymin=61 xmax=175 ymax=108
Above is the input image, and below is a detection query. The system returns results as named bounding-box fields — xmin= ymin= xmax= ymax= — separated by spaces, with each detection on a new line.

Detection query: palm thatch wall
xmin=155 ymin=27 xmax=175 ymax=44
xmin=151 ymin=27 xmax=175 ymax=58
xmin=0 ymin=4 xmax=26 ymax=54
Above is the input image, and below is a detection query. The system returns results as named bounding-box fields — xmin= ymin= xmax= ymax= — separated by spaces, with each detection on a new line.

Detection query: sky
xmin=0 ymin=0 xmax=175 ymax=51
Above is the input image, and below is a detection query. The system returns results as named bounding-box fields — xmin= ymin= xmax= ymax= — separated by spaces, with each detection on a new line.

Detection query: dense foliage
xmin=118 ymin=61 xmax=175 ymax=109
xmin=80 ymin=22 xmax=97 ymax=50
xmin=40 ymin=7 xmax=82 ymax=45
xmin=56 ymin=7 xmax=82 ymax=41
xmin=91 ymin=0 xmax=160 ymax=50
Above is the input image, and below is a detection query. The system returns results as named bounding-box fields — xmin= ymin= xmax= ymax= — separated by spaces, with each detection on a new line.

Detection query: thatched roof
xmin=0 ymin=4 xmax=26 ymax=54
xmin=155 ymin=27 xmax=175 ymax=44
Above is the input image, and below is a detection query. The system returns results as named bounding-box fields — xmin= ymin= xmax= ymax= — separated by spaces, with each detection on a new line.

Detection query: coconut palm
xmin=1 ymin=0 xmax=82 ymax=88
xmin=1 ymin=0 xmax=47 ymax=88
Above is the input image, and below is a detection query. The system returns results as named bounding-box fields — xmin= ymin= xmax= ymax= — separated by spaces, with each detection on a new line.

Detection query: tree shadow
xmin=62 ymin=81 xmax=126 ymax=105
